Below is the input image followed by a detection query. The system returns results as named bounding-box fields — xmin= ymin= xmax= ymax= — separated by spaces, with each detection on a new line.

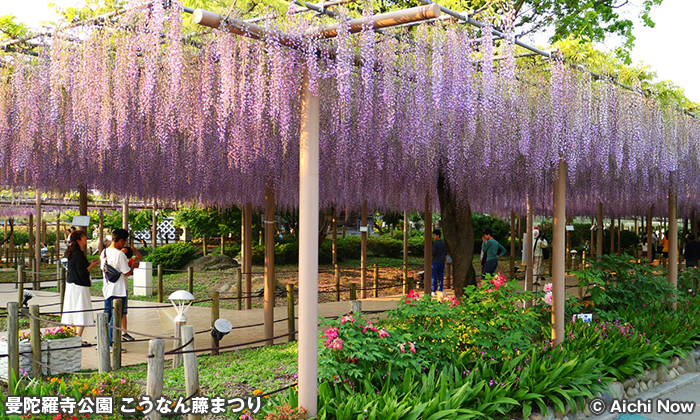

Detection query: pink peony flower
xmin=323 ymin=327 xmax=339 ymax=343
xmin=543 ymin=283 xmax=553 ymax=293
xmin=327 ymin=338 xmax=343 ymax=350
xmin=340 ymin=315 xmax=354 ymax=325
xmin=544 ymin=291 xmax=553 ymax=306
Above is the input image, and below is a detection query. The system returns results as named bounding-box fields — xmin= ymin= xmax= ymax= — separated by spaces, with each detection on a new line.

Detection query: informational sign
xmin=566 ymin=225 xmax=575 ymax=231
xmin=573 ymin=313 xmax=593 ymax=323
xmin=359 ymin=226 xmax=368 ymax=232
xmin=71 ymin=215 xmax=91 ymax=227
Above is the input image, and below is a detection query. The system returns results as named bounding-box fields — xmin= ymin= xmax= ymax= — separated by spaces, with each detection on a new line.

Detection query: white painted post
xmin=552 ymin=160 xmax=566 ymax=346
xmin=298 ymin=72 xmax=319 ymax=417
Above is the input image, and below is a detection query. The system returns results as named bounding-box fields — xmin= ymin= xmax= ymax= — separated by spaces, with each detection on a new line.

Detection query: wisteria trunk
xmin=437 ymin=173 xmax=476 ymax=297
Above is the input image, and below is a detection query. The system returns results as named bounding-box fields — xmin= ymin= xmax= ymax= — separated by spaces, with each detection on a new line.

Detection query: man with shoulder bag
xmin=101 ymin=228 xmax=136 ymax=350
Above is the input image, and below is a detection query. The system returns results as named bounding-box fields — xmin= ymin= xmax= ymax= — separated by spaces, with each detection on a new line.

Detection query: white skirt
xmin=61 ymin=282 xmax=95 ymax=327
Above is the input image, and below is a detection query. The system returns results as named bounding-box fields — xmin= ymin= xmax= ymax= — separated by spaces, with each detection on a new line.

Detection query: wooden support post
xmin=403 ymin=211 xmax=408 ymax=274
xmin=510 ymin=212 xmax=516 ymax=279
xmin=525 ymin=194 xmax=533 ymax=301
xmin=29 ymin=304 xmax=42 ymax=379
xmin=3 ymin=218 xmax=7 ymax=268
xmin=424 ymin=196 xmax=432 ymax=295
xmin=157 ymin=265 xmax=163 ymax=303
xmin=692 ymin=209 xmax=698 ymax=240
xmin=236 ymin=267 xmax=242 ymax=310
xmin=9 ymin=219 xmax=14 ymax=269
xmin=211 ymin=292 xmax=219 ymax=356
xmin=7 ymin=302 xmax=19 ymax=394
xmin=17 ymin=265 xmax=24 ymax=308
xmin=202 ymin=235 xmax=207 ymax=256
xmin=172 ymin=321 xmax=184 ymax=370
xmin=334 ymin=264 xmax=340 ymax=302
xmin=351 ymin=300 xmax=361 ymax=316
xmin=96 ymin=313 xmax=111 ymax=373
xmin=566 ymin=216 xmax=572 ymax=271
xmin=147 ymin=339 xmax=165 ymax=420
xmin=590 ymin=217 xmax=595 ymax=262
xmin=98 ymin=210 xmax=104 ymax=254
xmin=669 ymin=190 xmax=678 ymax=310
xmin=402 ymin=261 xmax=408 ymax=295
xmin=59 ymin=268 xmax=66 ymax=315
xmin=617 ymin=217 xmax=621 ymax=255
xmin=373 ymin=263 xmax=379 ymax=298
xmin=152 ymin=199 xmax=158 ymax=249
xmin=349 ymin=283 xmax=357 ymax=301
xmin=264 ymin=186 xmax=275 ymax=345
xmin=552 ymin=160 xmax=566 ymax=346
xmin=112 ymin=298 xmax=122 ymax=370
xmin=244 ymin=202 xmax=252 ymax=310
xmin=332 ymin=208 xmax=337 ymax=266
xmin=596 ymin=203 xmax=603 ymax=258
xmin=187 ymin=266 xmax=194 ymax=294
xmin=287 ymin=284 xmax=295 ymax=342
xmin=647 ymin=208 xmax=654 ymax=265
xmin=360 ymin=201 xmax=368 ymax=299
xmin=182 ymin=325 xmax=201 ymax=420
xmin=610 ymin=216 xmax=615 ymax=256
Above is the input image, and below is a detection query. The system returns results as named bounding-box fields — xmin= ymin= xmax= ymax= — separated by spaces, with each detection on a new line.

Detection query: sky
xmin=3 ymin=0 xmax=700 ymax=103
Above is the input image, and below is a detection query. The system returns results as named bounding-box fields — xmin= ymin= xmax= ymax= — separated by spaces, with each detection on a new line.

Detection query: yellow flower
xmin=253 ymin=389 xmax=262 ymax=395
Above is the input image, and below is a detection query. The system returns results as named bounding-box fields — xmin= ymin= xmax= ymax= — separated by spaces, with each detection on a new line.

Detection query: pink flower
xmin=340 ymin=315 xmax=354 ymax=325
xmin=327 ymin=338 xmax=343 ymax=350
xmin=409 ymin=342 xmax=416 ymax=354
xmin=543 ymin=283 xmax=553 ymax=293
xmin=544 ymin=291 xmax=553 ymax=306
xmin=323 ymin=327 xmax=339 ymax=343
xmin=378 ymin=329 xmax=390 ymax=338
xmin=399 ymin=343 xmax=405 ymax=353
xmin=362 ymin=322 xmax=374 ymax=333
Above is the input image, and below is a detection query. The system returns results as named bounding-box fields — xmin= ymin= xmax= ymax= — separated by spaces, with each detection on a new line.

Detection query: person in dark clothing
xmin=431 ymin=229 xmax=447 ymax=294
xmin=685 ymin=234 xmax=700 ymax=269
xmin=61 ymin=230 xmax=100 ymax=345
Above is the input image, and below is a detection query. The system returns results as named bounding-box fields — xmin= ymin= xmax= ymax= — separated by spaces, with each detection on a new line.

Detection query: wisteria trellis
xmin=0 ymin=1 xmax=698 ymax=218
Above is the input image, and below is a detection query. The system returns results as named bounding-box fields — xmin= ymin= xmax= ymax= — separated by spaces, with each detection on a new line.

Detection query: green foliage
xmin=212 ymin=243 xmax=242 ymax=260
xmin=576 ymin=254 xmax=676 ymax=318
xmin=472 ymin=213 xmax=510 ymax=254
xmin=174 ymin=206 xmax=240 ymax=239
xmin=456 ymin=278 xmax=541 ymax=360
xmin=318 ymin=313 xmax=421 ymax=387
xmin=143 ymin=242 xmax=198 ymax=270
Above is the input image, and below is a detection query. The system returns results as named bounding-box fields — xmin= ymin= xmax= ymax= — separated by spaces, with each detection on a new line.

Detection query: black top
xmin=432 ymin=239 xmax=447 ymax=263
xmin=66 ymin=251 xmax=91 ymax=287
xmin=686 ymin=241 xmax=700 ymax=261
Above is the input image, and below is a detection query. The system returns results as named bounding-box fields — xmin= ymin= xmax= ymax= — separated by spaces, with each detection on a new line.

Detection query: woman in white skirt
xmin=61 ymin=230 xmax=100 ymax=346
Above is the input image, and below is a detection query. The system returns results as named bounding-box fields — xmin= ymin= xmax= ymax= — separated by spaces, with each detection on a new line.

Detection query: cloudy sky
xmin=4 ymin=0 xmax=699 ymax=102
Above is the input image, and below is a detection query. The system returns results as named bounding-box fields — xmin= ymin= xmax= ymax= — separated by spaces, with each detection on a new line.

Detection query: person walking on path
xmin=431 ymin=229 xmax=447 ymax=295
xmin=533 ymin=229 xmax=549 ymax=285
xmin=61 ymin=230 xmax=100 ymax=346
xmin=101 ymin=228 xmax=135 ymax=349
xmin=661 ymin=230 xmax=670 ymax=265
xmin=481 ymin=228 xmax=506 ymax=278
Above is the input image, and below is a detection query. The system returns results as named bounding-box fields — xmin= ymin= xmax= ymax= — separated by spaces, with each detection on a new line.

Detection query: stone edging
xmin=526 ymin=347 xmax=700 ymax=420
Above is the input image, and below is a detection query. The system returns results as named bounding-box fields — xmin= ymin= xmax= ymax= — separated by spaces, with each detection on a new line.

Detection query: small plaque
xmin=573 ymin=313 xmax=592 ymax=323
xmin=71 ymin=215 xmax=91 ymax=227
xmin=359 ymin=226 xmax=368 ymax=232
xmin=565 ymin=225 xmax=575 ymax=231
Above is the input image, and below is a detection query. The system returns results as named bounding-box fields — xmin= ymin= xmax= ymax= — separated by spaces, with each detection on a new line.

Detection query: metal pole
xmin=552 ymin=160 xmax=566 ymax=346
xmin=298 ymin=72 xmax=319 ymax=417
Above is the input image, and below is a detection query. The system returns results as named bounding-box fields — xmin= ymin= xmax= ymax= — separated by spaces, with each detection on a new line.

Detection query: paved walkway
xmin=0 ymin=282 xmax=404 ymax=371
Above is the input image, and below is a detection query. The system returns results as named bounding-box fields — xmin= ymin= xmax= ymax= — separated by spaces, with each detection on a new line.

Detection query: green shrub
xmin=251 ymin=241 xmax=299 ymax=265
xmin=211 ymin=243 xmax=242 ymax=260
xmin=143 ymin=242 xmax=198 ymax=270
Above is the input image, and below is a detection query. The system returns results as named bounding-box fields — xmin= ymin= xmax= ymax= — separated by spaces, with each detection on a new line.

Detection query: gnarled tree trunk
xmin=437 ymin=172 xmax=476 ymax=297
